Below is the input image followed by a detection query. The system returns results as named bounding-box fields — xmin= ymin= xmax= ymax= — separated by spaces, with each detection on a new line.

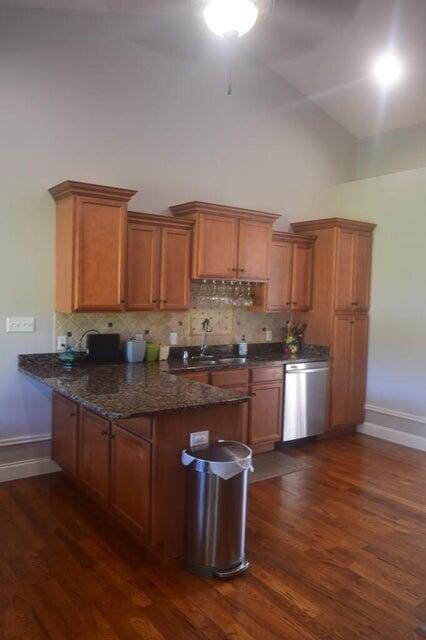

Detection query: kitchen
xmin=1 ymin=1 xmax=426 ymax=639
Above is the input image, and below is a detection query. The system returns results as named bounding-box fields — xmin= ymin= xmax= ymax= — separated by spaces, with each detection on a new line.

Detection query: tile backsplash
xmin=55 ymin=307 xmax=289 ymax=349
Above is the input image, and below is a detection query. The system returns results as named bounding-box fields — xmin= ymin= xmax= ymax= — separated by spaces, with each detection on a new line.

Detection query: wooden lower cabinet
xmin=248 ymin=381 xmax=283 ymax=446
xmin=330 ymin=315 xmax=369 ymax=429
xmin=51 ymin=393 xmax=78 ymax=475
xmin=110 ymin=426 xmax=151 ymax=537
xmin=78 ymin=408 xmax=111 ymax=502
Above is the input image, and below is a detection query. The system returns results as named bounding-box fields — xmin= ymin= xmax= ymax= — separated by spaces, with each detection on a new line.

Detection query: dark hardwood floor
xmin=1 ymin=433 xmax=425 ymax=639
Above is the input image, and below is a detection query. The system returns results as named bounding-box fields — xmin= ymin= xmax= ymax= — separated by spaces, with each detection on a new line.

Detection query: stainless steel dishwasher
xmin=283 ymin=361 xmax=329 ymax=442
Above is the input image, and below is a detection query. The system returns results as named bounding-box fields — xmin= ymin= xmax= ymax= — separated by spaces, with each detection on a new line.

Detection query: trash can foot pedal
xmin=214 ymin=559 xmax=249 ymax=580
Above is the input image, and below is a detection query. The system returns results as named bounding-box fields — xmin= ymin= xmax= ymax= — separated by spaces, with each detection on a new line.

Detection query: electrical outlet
xmin=265 ymin=330 xmax=272 ymax=342
xmin=170 ymin=332 xmax=178 ymax=345
xmin=190 ymin=430 xmax=209 ymax=448
xmin=6 ymin=317 xmax=35 ymax=333
xmin=57 ymin=336 xmax=67 ymax=351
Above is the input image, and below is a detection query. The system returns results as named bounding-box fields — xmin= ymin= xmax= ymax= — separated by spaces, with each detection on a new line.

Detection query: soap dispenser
xmin=239 ymin=335 xmax=248 ymax=357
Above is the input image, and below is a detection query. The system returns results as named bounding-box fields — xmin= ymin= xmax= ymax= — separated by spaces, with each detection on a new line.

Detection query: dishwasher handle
xmin=286 ymin=367 xmax=328 ymax=374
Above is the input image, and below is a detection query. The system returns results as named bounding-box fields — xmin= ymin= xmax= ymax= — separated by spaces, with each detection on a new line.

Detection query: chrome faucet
xmin=200 ymin=318 xmax=212 ymax=356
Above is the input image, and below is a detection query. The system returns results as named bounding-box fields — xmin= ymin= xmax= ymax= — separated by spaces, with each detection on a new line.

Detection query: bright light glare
xmin=372 ymin=52 xmax=403 ymax=87
xmin=203 ymin=0 xmax=259 ymax=38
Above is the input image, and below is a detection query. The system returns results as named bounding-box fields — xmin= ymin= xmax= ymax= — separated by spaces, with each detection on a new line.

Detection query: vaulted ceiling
xmin=2 ymin=0 xmax=426 ymax=138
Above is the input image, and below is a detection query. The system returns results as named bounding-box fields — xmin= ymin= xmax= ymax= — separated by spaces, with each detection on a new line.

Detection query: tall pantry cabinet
xmin=290 ymin=218 xmax=376 ymax=431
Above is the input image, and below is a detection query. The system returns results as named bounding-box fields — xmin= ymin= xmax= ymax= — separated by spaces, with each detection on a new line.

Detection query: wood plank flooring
xmin=1 ymin=433 xmax=425 ymax=639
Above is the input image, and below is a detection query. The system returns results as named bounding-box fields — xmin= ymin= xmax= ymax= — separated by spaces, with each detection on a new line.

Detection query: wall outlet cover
xmin=57 ymin=336 xmax=67 ymax=351
xmin=170 ymin=332 xmax=178 ymax=345
xmin=190 ymin=430 xmax=209 ymax=448
xmin=265 ymin=330 xmax=272 ymax=342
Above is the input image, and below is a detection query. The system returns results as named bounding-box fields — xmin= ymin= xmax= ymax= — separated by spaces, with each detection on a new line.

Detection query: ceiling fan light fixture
xmin=203 ymin=0 xmax=259 ymax=38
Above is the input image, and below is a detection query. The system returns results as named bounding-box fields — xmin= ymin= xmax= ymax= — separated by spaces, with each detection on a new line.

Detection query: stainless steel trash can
xmin=181 ymin=440 xmax=252 ymax=579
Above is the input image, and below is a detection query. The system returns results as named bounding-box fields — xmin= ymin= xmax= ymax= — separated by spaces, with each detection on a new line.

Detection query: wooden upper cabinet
xmin=237 ymin=219 xmax=271 ymax=280
xmin=335 ymin=228 xmax=373 ymax=312
xmin=196 ymin=214 xmax=238 ymax=279
xmin=50 ymin=181 xmax=137 ymax=312
xmin=352 ymin=232 xmax=373 ymax=312
xmin=127 ymin=223 xmax=161 ymax=310
xmin=251 ymin=232 xmax=315 ymax=313
xmin=265 ymin=240 xmax=293 ymax=312
xmin=335 ymin=229 xmax=356 ymax=311
xmin=160 ymin=227 xmax=191 ymax=310
xmin=291 ymin=241 xmax=314 ymax=311
xmin=170 ymin=201 xmax=279 ymax=281
xmin=126 ymin=213 xmax=192 ymax=312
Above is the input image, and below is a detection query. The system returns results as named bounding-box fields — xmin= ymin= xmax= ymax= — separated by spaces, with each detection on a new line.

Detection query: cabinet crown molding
xmin=170 ymin=201 xmax=281 ymax=223
xmin=49 ymin=180 xmax=137 ymax=203
xmin=128 ymin=210 xmax=193 ymax=229
xmin=291 ymin=218 xmax=376 ymax=233
xmin=272 ymin=231 xmax=317 ymax=244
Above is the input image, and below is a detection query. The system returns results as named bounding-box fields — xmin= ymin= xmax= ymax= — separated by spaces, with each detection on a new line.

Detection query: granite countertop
xmin=18 ymin=344 xmax=328 ymax=421
xmin=18 ymin=355 xmax=250 ymax=421
xmin=163 ymin=343 xmax=329 ymax=373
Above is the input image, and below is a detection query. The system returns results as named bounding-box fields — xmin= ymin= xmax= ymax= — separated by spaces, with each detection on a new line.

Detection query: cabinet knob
xmin=101 ymin=430 xmax=108 ymax=436
xmin=231 ymin=268 xmax=237 ymax=272
xmin=69 ymin=412 xmax=76 ymax=417
xmin=351 ymin=302 xmax=358 ymax=306
xmin=162 ymin=300 xmax=168 ymax=304
xmin=109 ymin=434 xmax=115 ymax=440
xmin=121 ymin=299 xmax=126 ymax=304
xmin=152 ymin=299 xmax=157 ymax=303
xmin=251 ymin=392 xmax=257 ymax=397
xmin=292 ymin=302 xmax=298 ymax=305
xmin=239 ymin=268 xmax=245 ymax=273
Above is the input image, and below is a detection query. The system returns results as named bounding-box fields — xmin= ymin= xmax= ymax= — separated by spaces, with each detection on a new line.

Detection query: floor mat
xmin=249 ymin=449 xmax=311 ymax=483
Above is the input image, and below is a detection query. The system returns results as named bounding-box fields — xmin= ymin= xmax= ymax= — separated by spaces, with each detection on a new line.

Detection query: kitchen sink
xmin=215 ymin=358 xmax=248 ymax=365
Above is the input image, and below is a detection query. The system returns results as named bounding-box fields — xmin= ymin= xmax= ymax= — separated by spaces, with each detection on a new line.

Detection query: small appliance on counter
xmin=125 ymin=339 xmax=146 ymax=363
xmin=86 ymin=333 xmax=121 ymax=363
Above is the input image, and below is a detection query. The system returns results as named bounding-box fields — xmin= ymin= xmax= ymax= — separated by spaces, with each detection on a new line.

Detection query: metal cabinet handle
xmin=251 ymin=392 xmax=257 ymax=397
xmin=101 ymin=430 xmax=108 ymax=436
xmin=231 ymin=268 xmax=237 ymax=272
xmin=69 ymin=412 xmax=76 ymax=417
xmin=239 ymin=268 xmax=245 ymax=273
xmin=109 ymin=434 xmax=115 ymax=440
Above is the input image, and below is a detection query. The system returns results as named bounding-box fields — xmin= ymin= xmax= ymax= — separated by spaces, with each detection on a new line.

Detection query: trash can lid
xmin=187 ymin=440 xmax=251 ymax=462
xmin=181 ymin=440 xmax=253 ymax=479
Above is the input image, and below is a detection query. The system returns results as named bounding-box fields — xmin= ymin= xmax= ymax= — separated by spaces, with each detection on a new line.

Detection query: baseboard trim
xmin=364 ymin=404 xmax=426 ymax=425
xmin=0 ymin=433 xmax=51 ymax=447
xmin=358 ymin=422 xmax=426 ymax=452
xmin=0 ymin=457 xmax=60 ymax=483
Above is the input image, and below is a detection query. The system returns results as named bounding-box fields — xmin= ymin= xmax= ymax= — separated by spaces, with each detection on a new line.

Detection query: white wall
xmin=0 ymin=7 xmax=355 ymax=442
xmin=356 ymin=121 xmax=426 ymax=179
xmin=326 ymin=167 xmax=426 ymax=426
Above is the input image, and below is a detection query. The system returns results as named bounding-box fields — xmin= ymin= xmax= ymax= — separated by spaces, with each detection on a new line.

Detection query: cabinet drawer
xmin=114 ymin=416 xmax=153 ymax=441
xmin=176 ymin=370 xmax=210 ymax=384
xmin=250 ymin=366 xmax=284 ymax=383
xmin=210 ymin=368 xmax=249 ymax=388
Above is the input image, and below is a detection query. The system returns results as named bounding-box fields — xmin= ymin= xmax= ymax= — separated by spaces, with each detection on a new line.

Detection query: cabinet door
xmin=330 ymin=316 xmax=352 ymax=428
xmin=51 ymin=393 xmax=78 ymax=475
xmin=291 ymin=242 xmax=313 ymax=311
xmin=75 ymin=197 xmax=127 ymax=311
xmin=352 ymin=232 xmax=372 ymax=312
xmin=265 ymin=241 xmax=293 ymax=312
xmin=237 ymin=219 xmax=272 ymax=280
xmin=160 ymin=227 xmax=191 ymax=311
xmin=196 ymin=214 xmax=238 ymax=278
xmin=110 ymin=426 xmax=151 ymax=537
xmin=348 ymin=316 xmax=369 ymax=425
xmin=248 ymin=382 xmax=283 ymax=445
xmin=335 ymin=229 xmax=356 ymax=311
xmin=126 ymin=223 xmax=161 ymax=310
xmin=78 ymin=408 xmax=110 ymax=503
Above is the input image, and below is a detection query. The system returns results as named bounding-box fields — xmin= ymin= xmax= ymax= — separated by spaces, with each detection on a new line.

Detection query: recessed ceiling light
xmin=372 ymin=52 xmax=403 ymax=87
xmin=203 ymin=0 xmax=259 ymax=38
